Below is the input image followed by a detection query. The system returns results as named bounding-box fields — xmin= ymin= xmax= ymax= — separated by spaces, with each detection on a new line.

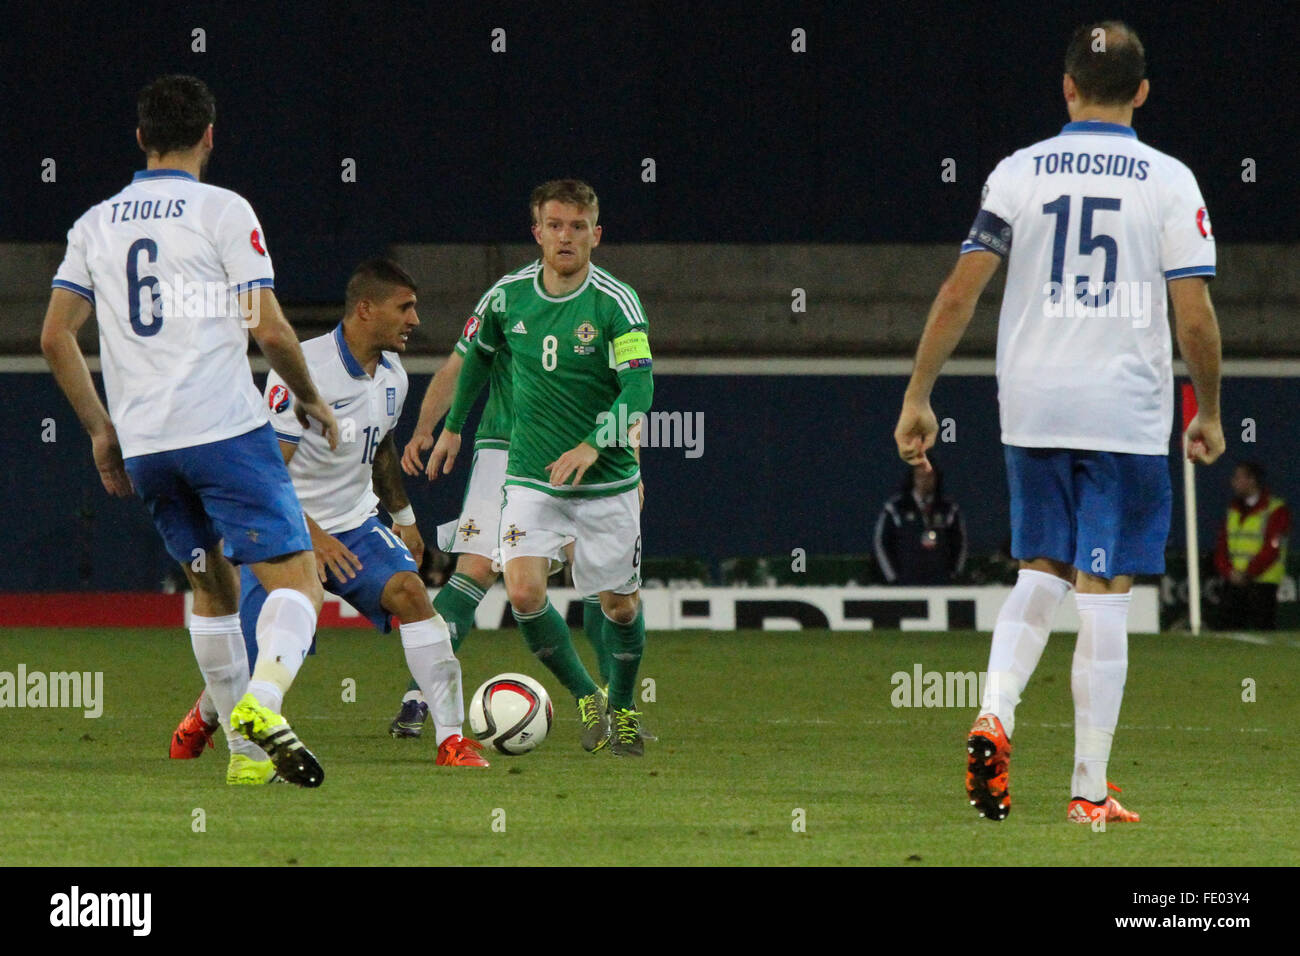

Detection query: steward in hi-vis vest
xmin=1214 ymin=462 xmax=1291 ymax=630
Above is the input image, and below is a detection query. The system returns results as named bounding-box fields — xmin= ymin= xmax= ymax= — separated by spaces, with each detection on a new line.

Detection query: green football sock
xmin=402 ymin=572 xmax=487 ymax=695
xmin=514 ymin=601 xmax=599 ymax=699
xmin=605 ymin=603 xmax=646 ymax=711
xmin=433 ymin=572 xmax=487 ymax=652
xmin=581 ymin=596 xmax=613 ymax=686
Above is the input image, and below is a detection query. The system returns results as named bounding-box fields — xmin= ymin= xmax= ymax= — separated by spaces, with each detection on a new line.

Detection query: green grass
xmin=0 ymin=627 xmax=1296 ymax=866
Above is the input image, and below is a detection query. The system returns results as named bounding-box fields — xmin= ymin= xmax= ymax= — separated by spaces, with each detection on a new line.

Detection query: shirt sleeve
xmin=603 ymin=283 xmax=652 ymax=373
xmin=264 ymin=370 xmax=302 ymax=444
xmin=961 ymin=156 xmax=1017 ymax=258
xmin=215 ymin=195 xmax=276 ymax=293
xmin=51 ymin=217 xmax=96 ymax=305
xmin=464 ymin=282 xmax=507 ymax=356
xmin=1160 ymin=162 xmax=1216 ymax=281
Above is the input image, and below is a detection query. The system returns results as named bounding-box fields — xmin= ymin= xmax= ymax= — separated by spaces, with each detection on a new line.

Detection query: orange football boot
xmin=170 ymin=693 xmax=218 ymax=759
xmin=436 ymin=734 xmax=490 ymax=767
xmin=1067 ymin=782 xmax=1141 ymax=824
xmin=966 ymin=713 xmax=1012 ymax=820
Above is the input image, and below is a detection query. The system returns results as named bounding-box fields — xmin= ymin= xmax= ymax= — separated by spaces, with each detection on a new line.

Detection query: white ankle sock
xmin=189 ymin=614 xmax=263 ymax=757
xmin=979 ymin=569 xmax=1071 ymax=738
xmin=248 ymin=588 xmax=317 ymax=715
xmin=400 ymin=616 xmax=463 ymax=746
xmin=1071 ymin=591 xmax=1131 ymax=802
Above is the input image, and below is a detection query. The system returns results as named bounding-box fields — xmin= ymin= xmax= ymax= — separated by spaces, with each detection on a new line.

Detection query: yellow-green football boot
xmin=226 ymin=752 xmax=280 ymax=785
xmin=229 ymin=693 xmax=323 ymax=787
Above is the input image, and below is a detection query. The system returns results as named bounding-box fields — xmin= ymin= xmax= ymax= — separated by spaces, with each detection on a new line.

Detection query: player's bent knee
xmin=456 ymin=553 xmax=498 ymax=591
xmin=252 ymin=550 xmax=323 ymax=611
xmin=296 ymin=565 xmax=325 ymax=611
xmin=184 ymin=554 xmax=240 ymax=616
xmin=506 ymin=580 xmax=547 ymax=615
xmin=601 ymin=592 xmax=639 ymax=625
xmin=383 ymin=572 xmax=433 ymax=621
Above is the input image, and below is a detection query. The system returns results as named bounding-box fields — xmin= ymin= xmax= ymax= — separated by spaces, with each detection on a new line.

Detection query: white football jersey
xmin=963 ymin=120 xmax=1216 ymax=455
xmin=52 ymin=169 xmax=275 ymax=458
xmin=266 ymin=326 xmax=408 ymax=534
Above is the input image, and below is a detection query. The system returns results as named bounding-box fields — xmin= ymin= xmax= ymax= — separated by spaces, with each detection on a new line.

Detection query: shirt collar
xmin=333 ymin=323 xmax=391 ymax=379
xmin=132 ymin=169 xmax=198 ymax=182
xmin=1061 ymin=120 xmax=1138 ymax=139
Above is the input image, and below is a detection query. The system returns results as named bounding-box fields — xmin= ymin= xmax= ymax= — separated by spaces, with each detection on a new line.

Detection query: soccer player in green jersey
xmin=398 ymin=362 xmax=645 ymax=736
xmin=394 ymin=278 xmax=637 ymax=738
xmin=428 ymin=179 xmax=653 ymax=755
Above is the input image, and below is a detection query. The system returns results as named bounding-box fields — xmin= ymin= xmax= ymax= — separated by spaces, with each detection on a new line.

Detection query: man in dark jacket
xmin=875 ymin=461 xmax=966 ymax=584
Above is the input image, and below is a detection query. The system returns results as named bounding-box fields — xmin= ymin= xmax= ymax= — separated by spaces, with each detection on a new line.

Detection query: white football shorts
xmin=497 ymin=484 xmax=641 ymax=596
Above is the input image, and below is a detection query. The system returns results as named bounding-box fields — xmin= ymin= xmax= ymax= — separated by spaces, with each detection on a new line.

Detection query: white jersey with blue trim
xmin=51 ymin=169 xmax=275 ymax=458
xmin=265 ymin=325 xmax=408 ymax=535
xmin=963 ymin=120 xmax=1216 ymax=455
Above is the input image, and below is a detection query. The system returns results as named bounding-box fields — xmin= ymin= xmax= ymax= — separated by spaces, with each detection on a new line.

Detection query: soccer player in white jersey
xmin=173 ymin=259 xmax=488 ymax=769
xmin=893 ymin=23 xmax=1225 ymax=824
xmin=41 ymin=75 xmax=340 ymax=788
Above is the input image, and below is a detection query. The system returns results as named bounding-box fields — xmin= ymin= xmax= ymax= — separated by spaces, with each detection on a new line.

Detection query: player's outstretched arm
xmin=243 ymin=287 xmax=339 ymax=450
xmin=402 ymin=348 xmax=464 ymax=476
xmin=1170 ymin=276 xmax=1225 ymax=465
xmin=40 ymin=289 xmax=132 ymax=497
xmin=895 ymin=250 xmax=1001 ymax=469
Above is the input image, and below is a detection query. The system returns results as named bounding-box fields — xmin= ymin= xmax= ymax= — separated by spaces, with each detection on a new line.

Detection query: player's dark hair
xmin=345 ymin=258 xmax=418 ymax=314
xmin=1235 ymin=460 xmax=1266 ymax=485
xmin=530 ymin=179 xmax=599 ymax=225
xmin=1064 ymin=20 xmax=1146 ymax=106
xmin=137 ymin=75 xmax=216 ymax=155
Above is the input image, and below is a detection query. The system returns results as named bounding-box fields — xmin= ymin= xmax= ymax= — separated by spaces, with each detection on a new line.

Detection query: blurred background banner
xmin=3 ymin=0 xmax=1296 ymax=630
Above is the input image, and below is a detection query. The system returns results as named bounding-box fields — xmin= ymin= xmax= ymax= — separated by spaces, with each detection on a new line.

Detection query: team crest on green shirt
xmin=573 ymin=320 xmax=599 ymax=354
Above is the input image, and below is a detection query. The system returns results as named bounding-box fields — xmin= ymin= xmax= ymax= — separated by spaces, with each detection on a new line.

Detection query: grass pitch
xmin=0 ymin=626 xmax=1295 ymax=866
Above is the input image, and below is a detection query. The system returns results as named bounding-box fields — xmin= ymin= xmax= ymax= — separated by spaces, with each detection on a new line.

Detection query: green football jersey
xmin=473 ymin=260 xmax=652 ymax=498
xmin=456 ymin=265 xmax=530 ymax=449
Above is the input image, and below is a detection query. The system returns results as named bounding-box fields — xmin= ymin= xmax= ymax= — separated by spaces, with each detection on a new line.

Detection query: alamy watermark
xmin=1042 ymin=278 xmax=1153 ymax=327
xmin=0 ymin=665 xmax=103 ymax=717
xmin=891 ymin=664 xmax=986 ymax=709
xmin=126 ymin=272 xmax=264 ymax=329
xmin=49 ymin=886 xmax=150 ymax=935
xmin=593 ymin=406 xmax=704 ymax=459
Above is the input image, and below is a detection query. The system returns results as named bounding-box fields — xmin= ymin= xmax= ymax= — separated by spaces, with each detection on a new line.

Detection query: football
xmin=468 ymin=673 xmax=553 ymax=754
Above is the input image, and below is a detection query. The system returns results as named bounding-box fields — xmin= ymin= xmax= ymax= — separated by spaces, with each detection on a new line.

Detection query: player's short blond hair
xmin=530 ymin=180 xmax=599 ymax=225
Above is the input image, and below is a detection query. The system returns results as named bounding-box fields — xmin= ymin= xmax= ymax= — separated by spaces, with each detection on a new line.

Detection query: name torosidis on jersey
xmin=49 ymin=886 xmax=150 ymax=936
xmin=1032 ymin=152 xmax=1149 ymax=179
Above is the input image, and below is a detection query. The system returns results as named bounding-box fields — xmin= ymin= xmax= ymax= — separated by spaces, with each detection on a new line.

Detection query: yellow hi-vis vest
xmin=1226 ymin=496 xmax=1288 ymax=584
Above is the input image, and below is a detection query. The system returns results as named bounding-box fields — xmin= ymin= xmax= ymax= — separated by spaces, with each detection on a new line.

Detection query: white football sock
xmin=979 ymin=569 xmax=1071 ymax=738
xmin=400 ymin=615 xmax=463 ymax=746
xmin=189 ymin=614 xmax=263 ymax=757
xmin=1071 ymin=592 xmax=1131 ymax=802
xmin=198 ymin=688 xmax=218 ymax=726
xmin=247 ymin=588 xmax=317 ymax=715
